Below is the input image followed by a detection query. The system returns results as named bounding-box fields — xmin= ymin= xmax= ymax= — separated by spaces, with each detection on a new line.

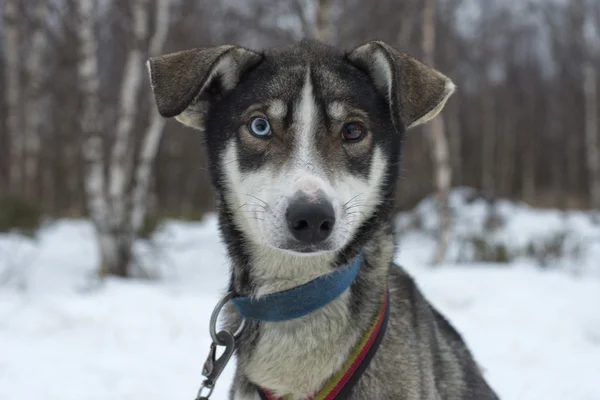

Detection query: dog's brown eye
xmin=342 ymin=122 xmax=366 ymax=142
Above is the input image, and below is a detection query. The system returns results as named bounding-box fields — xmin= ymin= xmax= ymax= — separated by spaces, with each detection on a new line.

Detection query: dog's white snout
xmin=292 ymin=175 xmax=330 ymax=203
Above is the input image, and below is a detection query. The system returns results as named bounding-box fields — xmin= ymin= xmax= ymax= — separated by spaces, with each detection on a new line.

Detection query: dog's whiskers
xmin=244 ymin=216 xmax=264 ymax=222
xmin=343 ymin=193 xmax=364 ymax=208
xmin=237 ymin=203 xmax=268 ymax=212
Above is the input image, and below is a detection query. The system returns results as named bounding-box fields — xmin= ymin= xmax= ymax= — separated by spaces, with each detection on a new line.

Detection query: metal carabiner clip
xmin=194 ymin=292 xmax=245 ymax=400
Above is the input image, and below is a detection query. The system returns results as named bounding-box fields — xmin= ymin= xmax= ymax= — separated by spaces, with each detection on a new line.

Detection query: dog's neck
xmin=222 ymin=205 xmax=395 ymax=399
xmin=243 ymin=245 xmax=351 ymax=296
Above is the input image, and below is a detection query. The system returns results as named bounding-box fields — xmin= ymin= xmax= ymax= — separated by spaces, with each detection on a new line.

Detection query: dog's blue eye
xmin=248 ymin=117 xmax=272 ymax=137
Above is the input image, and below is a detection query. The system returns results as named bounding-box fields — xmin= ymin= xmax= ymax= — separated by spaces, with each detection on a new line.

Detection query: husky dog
xmin=147 ymin=40 xmax=499 ymax=400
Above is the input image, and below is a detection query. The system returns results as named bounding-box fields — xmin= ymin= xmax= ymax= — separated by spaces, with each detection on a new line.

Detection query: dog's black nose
xmin=286 ymin=197 xmax=335 ymax=244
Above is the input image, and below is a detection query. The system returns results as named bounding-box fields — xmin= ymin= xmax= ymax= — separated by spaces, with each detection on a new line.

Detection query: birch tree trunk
xmin=3 ymin=0 xmax=23 ymax=195
xmin=76 ymin=0 xmax=115 ymax=275
xmin=23 ymin=0 xmax=47 ymax=201
xmin=583 ymin=63 xmax=600 ymax=209
xmin=130 ymin=0 xmax=172 ymax=238
xmin=109 ymin=0 xmax=151 ymax=233
xmin=77 ymin=0 xmax=170 ymax=277
xmin=315 ymin=0 xmax=331 ymax=42
xmin=88 ymin=0 xmax=153 ymax=277
xmin=422 ymin=0 xmax=453 ymax=264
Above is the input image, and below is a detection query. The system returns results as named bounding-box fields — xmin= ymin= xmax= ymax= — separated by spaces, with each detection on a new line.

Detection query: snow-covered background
xmin=1 ymin=190 xmax=599 ymax=400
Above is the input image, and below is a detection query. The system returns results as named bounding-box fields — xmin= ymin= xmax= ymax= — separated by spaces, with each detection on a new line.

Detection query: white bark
xmin=315 ymin=0 xmax=331 ymax=42
xmin=130 ymin=115 xmax=167 ymax=233
xmin=130 ymin=0 xmax=172 ymax=236
xmin=76 ymin=0 xmax=171 ymax=276
xmin=76 ymin=0 xmax=113 ymax=272
xmin=109 ymin=0 xmax=151 ymax=230
xmin=4 ymin=0 xmax=23 ymax=194
xmin=23 ymin=0 xmax=47 ymax=200
xmin=583 ymin=63 xmax=600 ymax=209
xmin=427 ymin=117 xmax=452 ymax=265
xmin=422 ymin=0 xmax=452 ymax=264
xmin=149 ymin=0 xmax=172 ymax=56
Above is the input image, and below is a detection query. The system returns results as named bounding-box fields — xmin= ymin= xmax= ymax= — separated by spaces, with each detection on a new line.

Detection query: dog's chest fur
xmin=245 ymin=292 xmax=358 ymax=399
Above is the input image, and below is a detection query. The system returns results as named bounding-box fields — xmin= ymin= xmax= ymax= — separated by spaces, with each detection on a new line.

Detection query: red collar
xmin=259 ymin=291 xmax=389 ymax=400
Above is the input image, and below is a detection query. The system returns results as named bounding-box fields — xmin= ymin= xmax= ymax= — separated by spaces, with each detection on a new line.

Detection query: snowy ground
xmin=1 ymin=193 xmax=600 ymax=400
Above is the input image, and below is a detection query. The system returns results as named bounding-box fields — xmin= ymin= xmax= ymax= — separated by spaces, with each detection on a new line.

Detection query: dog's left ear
xmin=347 ymin=40 xmax=455 ymax=131
xmin=147 ymin=45 xmax=262 ymax=130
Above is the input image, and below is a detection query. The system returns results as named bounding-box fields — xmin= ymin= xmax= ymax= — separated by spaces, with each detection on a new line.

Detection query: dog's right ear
xmin=147 ymin=45 xmax=262 ymax=130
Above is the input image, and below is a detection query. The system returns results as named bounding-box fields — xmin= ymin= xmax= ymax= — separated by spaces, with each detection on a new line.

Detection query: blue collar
xmin=231 ymin=251 xmax=364 ymax=322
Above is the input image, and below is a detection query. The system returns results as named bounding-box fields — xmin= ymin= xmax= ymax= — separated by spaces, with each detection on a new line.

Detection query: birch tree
xmin=315 ymin=0 xmax=332 ymax=42
xmin=101 ymin=0 xmax=153 ymax=276
xmin=130 ymin=0 xmax=173 ymax=245
xmin=109 ymin=0 xmax=151 ymax=232
xmin=76 ymin=0 xmax=113 ymax=275
xmin=78 ymin=0 xmax=172 ymax=277
xmin=3 ymin=0 xmax=23 ymax=195
xmin=422 ymin=0 xmax=453 ymax=264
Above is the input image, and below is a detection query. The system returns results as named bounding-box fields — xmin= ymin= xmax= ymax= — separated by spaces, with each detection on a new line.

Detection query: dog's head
xmin=148 ymin=40 xmax=454 ymax=255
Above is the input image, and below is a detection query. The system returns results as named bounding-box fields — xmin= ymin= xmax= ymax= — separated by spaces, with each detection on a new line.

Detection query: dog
xmin=147 ymin=40 xmax=500 ymax=400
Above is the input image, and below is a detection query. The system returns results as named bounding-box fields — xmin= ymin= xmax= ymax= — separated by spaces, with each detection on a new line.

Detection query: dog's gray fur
xmin=148 ymin=40 xmax=500 ymax=400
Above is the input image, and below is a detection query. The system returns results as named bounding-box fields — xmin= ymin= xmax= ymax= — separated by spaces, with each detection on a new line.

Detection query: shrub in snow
xmin=0 ymin=196 xmax=43 ymax=238
xmin=457 ymin=235 xmax=514 ymax=264
xmin=397 ymin=188 xmax=599 ymax=274
xmin=525 ymin=232 xmax=584 ymax=269
xmin=139 ymin=214 xmax=165 ymax=241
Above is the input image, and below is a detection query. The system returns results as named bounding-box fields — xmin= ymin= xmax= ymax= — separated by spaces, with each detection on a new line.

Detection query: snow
xmin=1 ymin=195 xmax=600 ymax=400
